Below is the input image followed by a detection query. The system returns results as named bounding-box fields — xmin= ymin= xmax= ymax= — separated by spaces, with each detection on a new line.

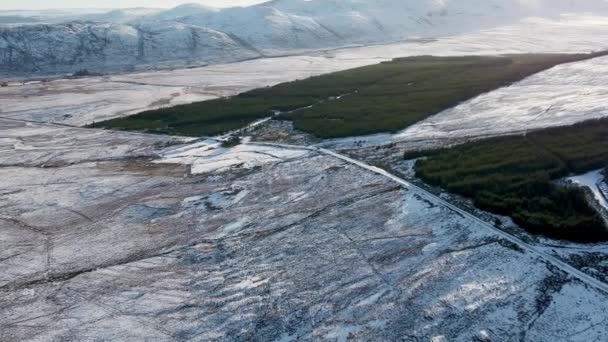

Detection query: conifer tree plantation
xmin=90 ymin=53 xmax=604 ymax=138
xmin=415 ymin=118 xmax=608 ymax=242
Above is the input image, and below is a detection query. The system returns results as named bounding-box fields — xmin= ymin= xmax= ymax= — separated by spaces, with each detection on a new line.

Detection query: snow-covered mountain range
xmin=1 ymin=0 xmax=607 ymax=77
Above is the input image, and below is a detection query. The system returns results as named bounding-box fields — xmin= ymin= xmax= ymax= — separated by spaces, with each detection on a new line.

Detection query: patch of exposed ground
xmin=247 ymin=120 xmax=320 ymax=146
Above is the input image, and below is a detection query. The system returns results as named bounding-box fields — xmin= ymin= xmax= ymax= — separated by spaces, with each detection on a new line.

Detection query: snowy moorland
xmin=2 ymin=116 xmax=608 ymax=341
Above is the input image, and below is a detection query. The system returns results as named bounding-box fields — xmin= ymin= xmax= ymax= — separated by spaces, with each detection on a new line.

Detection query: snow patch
xmin=568 ymin=169 xmax=608 ymax=211
xmin=157 ymin=140 xmax=310 ymax=174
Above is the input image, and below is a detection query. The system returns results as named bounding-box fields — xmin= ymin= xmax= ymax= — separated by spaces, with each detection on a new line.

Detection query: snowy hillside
xmin=1 ymin=0 xmax=608 ymax=76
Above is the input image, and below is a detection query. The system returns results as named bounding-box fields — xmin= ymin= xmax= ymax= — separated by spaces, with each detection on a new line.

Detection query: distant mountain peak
xmin=170 ymin=3 xmax=219 ymax=11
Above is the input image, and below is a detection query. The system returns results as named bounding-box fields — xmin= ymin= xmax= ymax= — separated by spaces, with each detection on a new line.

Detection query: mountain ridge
xmin=2 ymin=0 xmax=607 ymax=77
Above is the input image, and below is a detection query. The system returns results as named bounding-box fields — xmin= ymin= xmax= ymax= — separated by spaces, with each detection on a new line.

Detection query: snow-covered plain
xmin=3 ymin=14 xmax=608 ymax=126
xmin=2 ymin=117 xmax=608 ymax=341
xmin=0 ymin=77 xmax=218 ymax=125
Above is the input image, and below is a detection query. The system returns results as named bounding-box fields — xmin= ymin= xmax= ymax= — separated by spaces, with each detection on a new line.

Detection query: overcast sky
xmin=0 ymin=0 xmax=270 ymax=10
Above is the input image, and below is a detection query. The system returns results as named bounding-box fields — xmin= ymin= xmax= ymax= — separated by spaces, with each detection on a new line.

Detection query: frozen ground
xmin=2 ymin=14 xmax=608 ymax=126
xmin=2 ymin=117 xmax=608 ymax=341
